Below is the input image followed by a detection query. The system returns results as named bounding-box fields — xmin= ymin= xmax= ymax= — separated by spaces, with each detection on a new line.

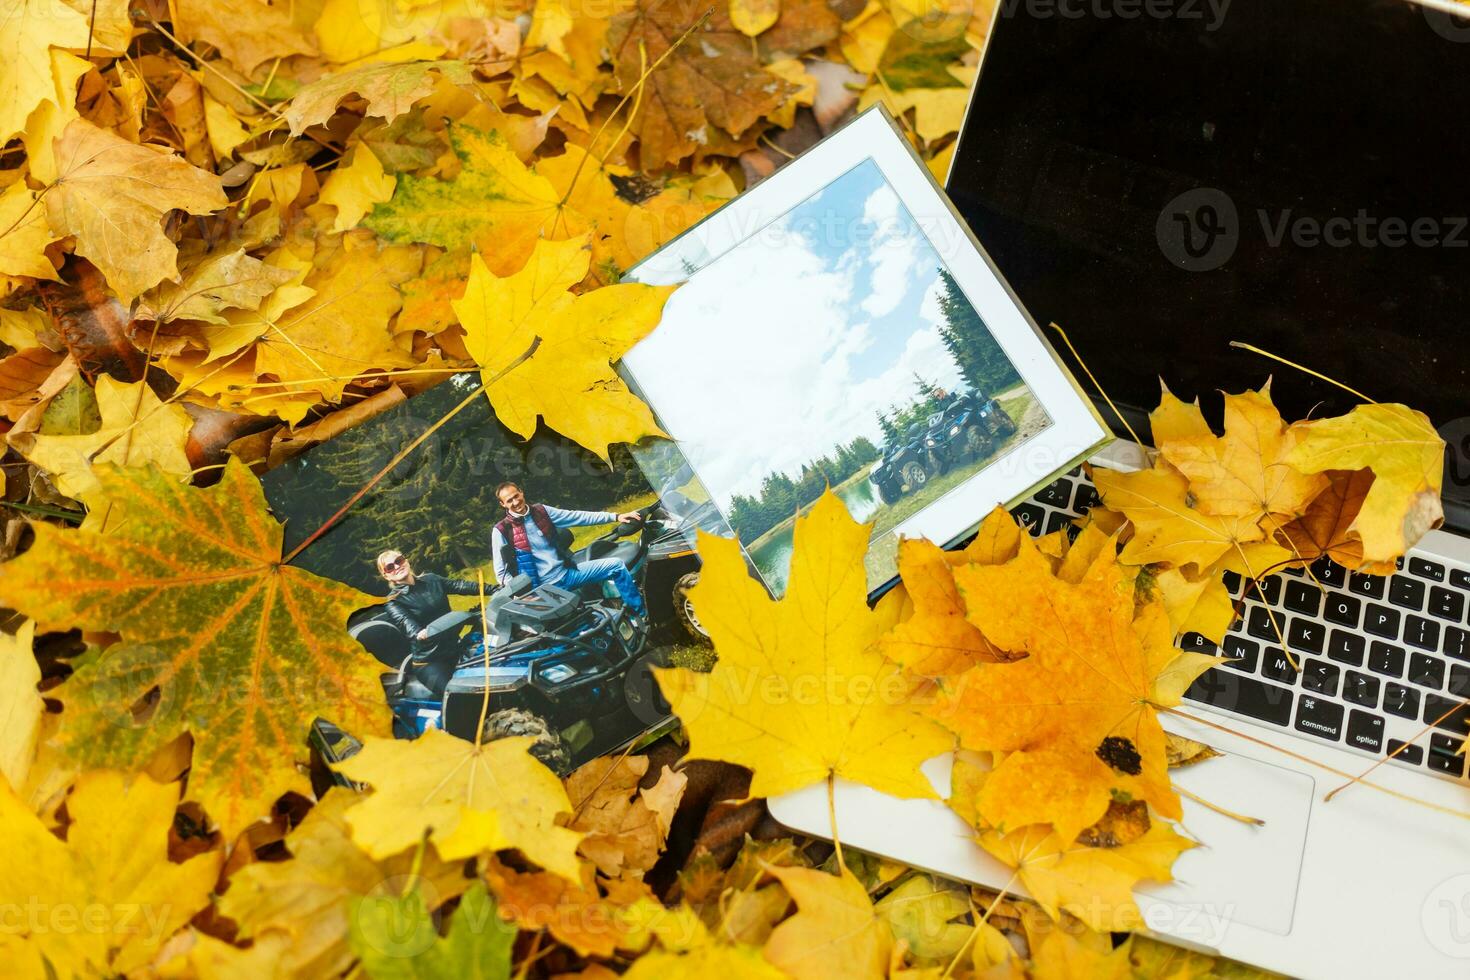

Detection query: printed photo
xmin=262 ymin=375 xmax=725 ymax=774
xmin=624 ymin=159 xmax=1051 ymax=593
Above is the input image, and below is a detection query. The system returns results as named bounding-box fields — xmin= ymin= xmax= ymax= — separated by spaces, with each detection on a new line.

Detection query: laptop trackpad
xmin=1139 ymin=752 xmax=1314 ymax=941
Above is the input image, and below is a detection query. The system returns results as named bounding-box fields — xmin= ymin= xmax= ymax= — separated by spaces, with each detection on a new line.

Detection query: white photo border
xmin=622 ymin=106 xmax=1112 ymax=596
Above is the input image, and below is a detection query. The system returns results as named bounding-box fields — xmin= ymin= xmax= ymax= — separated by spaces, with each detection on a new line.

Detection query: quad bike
xmin=923 ymin=392 xmax=1018 ymax=474
xmin=312 ymin=499 xmax=712 ymax=781
xmin=869 ymin=425 xmax=933 ymax=504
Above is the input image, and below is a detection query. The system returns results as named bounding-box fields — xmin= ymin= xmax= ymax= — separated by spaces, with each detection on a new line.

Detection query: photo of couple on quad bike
xmin=347 ymin=480 xmax=715 ymax=771
xmin=259 ymin=373 xmax=728 ymax=780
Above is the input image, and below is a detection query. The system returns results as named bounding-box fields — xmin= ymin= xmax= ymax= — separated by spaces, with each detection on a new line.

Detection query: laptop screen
xmin=946 ymin=0 xmax=1470 ymax=533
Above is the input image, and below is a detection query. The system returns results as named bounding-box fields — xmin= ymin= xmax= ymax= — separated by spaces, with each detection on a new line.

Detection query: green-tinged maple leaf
xmin=349 ymin=881 xmax=516 ymax=980
xmin=284 ymin=60 xmax=473 ymax=136
xmin=365 ymin=125 xmax=577 ymax=276
xmin=607 ymin=0 xmax=794 ymax=169
xmin=0 ymin=459 xmax=391 ymax=836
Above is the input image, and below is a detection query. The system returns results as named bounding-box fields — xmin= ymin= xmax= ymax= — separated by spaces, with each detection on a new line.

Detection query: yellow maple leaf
xmin=250 ymin=237 xmax=420 ymax=401
xmin=135 ymin=246 xmax=297 ymax=325
xmin=44 ymin=119 xmax=227 ymax=303
xmin=763 ymin=866 xmax=893 ymax=980
xmin=1093 ymin=461 xmax=1268 ymax=572
xmin=0 ymin=0 xmax=98 ymax=145
xmin=335 ymin=728 xmax=585 ymax=879
xmin=0 ymin=621 xmax=41 ymax=791
xmin=0 ymin=771 xmax=222 ymax=979
xmin=732 ymin=0 xmax=781 ymax=36
xmin=0 ymin=181 xmax=59 ymax=282
xmin=170 ymin=0 xmax=316 ymax=74
xmin=619 ymin=897 xmax=788 ymax=980
xmin=1154 ymin=383 xmax=1327 ymax=525
xmin=878 ymin=506 xmax=1024 ymax=676
xmin=16 ymin=376 xmax=193 ymax=499
xmin=218 ymin=789 xmax=470 ymax=979
xmin=452 ymin=235 xmax=676 ymax=460
xmin=930 ymin=528 xmax=1217 ymax=841
xmin=319 ymin=145 xmax=396 ymax=232
xmin=980 ymin=820 xmax=1194 ymax=932
xmin=1026 ymin=917 xmax=1135 ymax=980
xmin=0 ymin=460 xmax=391 ymax=836
xmin=1284 ymin=402 xmax=1445 ymax=563
xmin=19 ymin=47 xmax=91 ymax=184
xmin=655 ymin=490 xmax=954 ymax=801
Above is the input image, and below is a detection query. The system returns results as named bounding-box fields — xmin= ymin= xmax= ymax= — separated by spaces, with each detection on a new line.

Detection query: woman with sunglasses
xmin=375 ymin=550 xmax=488 ymax=694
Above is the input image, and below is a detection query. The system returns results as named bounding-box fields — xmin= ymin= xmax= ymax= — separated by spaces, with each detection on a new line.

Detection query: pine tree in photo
xmin=935 ymin=268 xmax=1022 ymax=396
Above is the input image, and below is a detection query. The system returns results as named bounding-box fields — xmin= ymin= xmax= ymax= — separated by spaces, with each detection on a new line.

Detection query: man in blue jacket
xmin=490 ymin=482 xmax=648 ymax=617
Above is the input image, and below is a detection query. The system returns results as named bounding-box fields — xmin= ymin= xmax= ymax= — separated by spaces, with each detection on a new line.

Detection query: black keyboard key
xmin=1248 ymin=576 xmax=1283 ymax=606
xmin=1446 ymin=627 xmax=1470 ymax=663
xmin=1179 ymin=632 xmax=1217 ymax=655
xmin=1423 ymin=693 xmax=1470 ymax=736
xmin=1312 ymin=557 xmax=1346 ymax=589
xmin=1184 ymin=671 xmax=1293 ymax=726
xmin=1302 ymin=659 xmax=1340 ymax=696
xmin=1262 ymin=647 xmax=1299 ymax=684
xmin=1386 ymin=738 xmax=1424 ymax=766
xmin=1035 ymin=478 xmax=1073 ymax=509
xmin=1221 ymin=635 xmax=1259 ymax=673
xmin=1288 ymin=617 xmax=1325 ymax=654
xmin=1367 ymin=641 xmax=1405 ymax=677
xmin=1405 ymin=616 xmax=1440 ymax=652
xmin=1294 ymin=695 xmax=1344 ymax=741
xmin=1323 ymin=593 xmax=1361 ymax=627
xmin=1409 ymin=557 xmax=1446 ymax=582
xmin=1283 ymin=581 xmax=1321 ymax=615
xmin=1325 ymin=629 xmax=1365 ymax=666
xmin=1389 ymin=576 xmax=1425 ymax=610
xmin=1283 ymin=563 xmax=1305 ymax=577
xmin=1409 ymin=652 xmax=1445 ymax=689
xmin=1452 ymin=569 xmax=1470 ymax=590
xmin=1222 ymin=570 xmax=1242 ymax=596
xmin=1450 ymin=664 xmax=1470 ymax=698
xmin=1363 ymin=603 xmax=1400 ymax=639
xmin=1246 ymin=606 xmax=1280 ymax=642
xmin=1345 ymin=710 xmax=1385 ymax=752
xmin=1072 ymin=483 xmax=1100 ymax=512
xmin=1428 ymin=733 xmax=1466 ymax=776
xmin=1011 ymin=503 xmax=1045 ymax=534
xmin=1428 ymin=586 xmax=1464 ymax=622
xmin=1044 ymin=510 xmax=1069 ymax=535
xmin=1342 ymin=670 xmax=1379 ymax=707
xmin=1347 ymin=572 xmax=1386 ymax=600
xmin=1384 ymin=683 xmax=1420 ymax=719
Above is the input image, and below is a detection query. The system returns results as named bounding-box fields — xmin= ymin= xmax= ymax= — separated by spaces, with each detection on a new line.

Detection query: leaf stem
xmin=827 ymin=770 xmax=847 ymax=878
xmin=1228 ymin=341 xmax=1377 ymax=404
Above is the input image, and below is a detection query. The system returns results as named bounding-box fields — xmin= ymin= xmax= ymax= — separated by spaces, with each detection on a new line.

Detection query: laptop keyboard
xmin=1015 ymin=467 xmax=1470 ymax=785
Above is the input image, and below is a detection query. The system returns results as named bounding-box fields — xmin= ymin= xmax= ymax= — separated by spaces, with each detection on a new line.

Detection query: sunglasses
xmin=382 ymin=557 xmax=406 ymax=572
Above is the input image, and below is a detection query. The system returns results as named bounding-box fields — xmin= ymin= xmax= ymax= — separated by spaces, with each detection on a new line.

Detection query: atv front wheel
xmin=875 ymin=480 xmax=899 ymax=504
xmin=963 ymin=424 xmax=990 ymax=459
xmin=900 ymin=460 xmax=929 ymax=491
xmin=481 ymin=708 xmax=570 ymax=772
xmin=672 ymin=572 xmax=710 ymax=644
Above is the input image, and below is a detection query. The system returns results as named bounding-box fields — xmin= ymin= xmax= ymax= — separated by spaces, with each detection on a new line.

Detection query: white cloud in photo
xmin=622 ymin=164 xmax=981 ymax=511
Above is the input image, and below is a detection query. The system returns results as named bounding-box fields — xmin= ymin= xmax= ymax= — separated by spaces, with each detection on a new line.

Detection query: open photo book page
xmin=262 ymin=375 xmax=728 ymax=773
xmin=621 ymin=107 xmax=1111 ymax=596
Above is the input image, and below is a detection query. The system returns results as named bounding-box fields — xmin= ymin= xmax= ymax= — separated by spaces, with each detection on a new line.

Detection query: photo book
xmin=264 ymin=106 xmax=1109 ymax=777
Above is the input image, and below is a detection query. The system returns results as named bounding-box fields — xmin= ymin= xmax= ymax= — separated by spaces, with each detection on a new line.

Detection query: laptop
xmin=768 ymin=1 xmax=1470 ymax=977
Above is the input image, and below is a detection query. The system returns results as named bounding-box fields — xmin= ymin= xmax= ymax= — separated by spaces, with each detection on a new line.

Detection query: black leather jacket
xmin=384 ymin=573 xmax=485 ymax=660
